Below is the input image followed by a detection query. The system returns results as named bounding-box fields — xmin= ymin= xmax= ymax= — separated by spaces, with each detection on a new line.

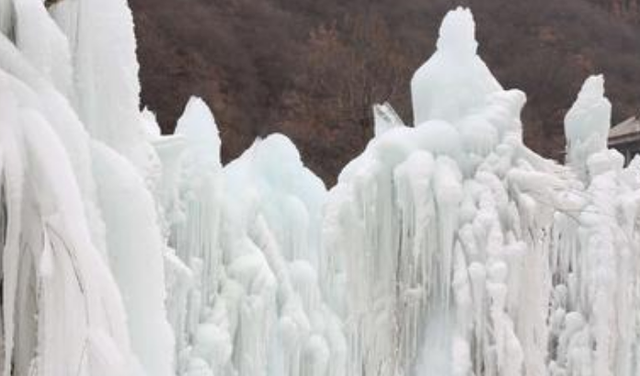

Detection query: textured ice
xmin=411 ymin=8 xmax=502 ymax=125
xmin=324 ymin=7 xmax=640 ymax=376
xmin=564 ymin=75 xmax=613 ymax=178
xmin=1 ymin=3 xmax=640 ymax=376
xmin=0 ymin=34 xmax=141 ymax=376
xmin=0 ymin=2 xmax=174 ymax=375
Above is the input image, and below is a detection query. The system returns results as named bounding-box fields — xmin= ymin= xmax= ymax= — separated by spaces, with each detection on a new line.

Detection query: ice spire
xmin=175 ymin=97 xmax=222 ymax=165
xmin=564 ymin=75 xmax=612 ymax=175
xmin=411 ymin=7 xmax=501 ymax=125
xmin=436 ymin=7 xmax=478 ymax=55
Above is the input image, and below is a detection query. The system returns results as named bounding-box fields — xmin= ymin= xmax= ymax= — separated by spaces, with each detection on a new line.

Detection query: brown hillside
xmin=130 ymin=0 xmax=640 ymax=184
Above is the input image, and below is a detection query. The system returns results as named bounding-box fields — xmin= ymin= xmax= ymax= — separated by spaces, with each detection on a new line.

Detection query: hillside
xmin=130 ymin=0 xmax=640 ymax=183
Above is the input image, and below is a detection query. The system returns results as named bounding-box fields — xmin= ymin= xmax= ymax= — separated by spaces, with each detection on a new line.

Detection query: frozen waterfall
xmin=0 ymin=3 xmax=639 ymax=376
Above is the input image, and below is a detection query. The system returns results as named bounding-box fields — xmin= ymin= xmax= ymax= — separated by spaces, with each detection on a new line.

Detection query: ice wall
xmin=1 ymin=3 xmax=640 ymax=376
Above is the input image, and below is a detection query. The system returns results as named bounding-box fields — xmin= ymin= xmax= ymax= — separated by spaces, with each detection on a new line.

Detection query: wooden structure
xmin=609 ymin=114 xmax=640 ymax=163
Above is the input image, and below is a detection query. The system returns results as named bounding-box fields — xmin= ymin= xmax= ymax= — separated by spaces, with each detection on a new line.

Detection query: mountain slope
xmin=130 ymin=0 xmax=640 ymax=183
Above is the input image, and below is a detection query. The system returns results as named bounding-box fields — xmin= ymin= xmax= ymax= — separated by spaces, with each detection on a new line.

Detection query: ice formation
xmin=0 ymin=1 xmax=174 ymax=375
xmin=169 ymin=114 xmax=346 ymax=375
xmin=373 ymin=102 xmax=406 ymax=137
xmin=325 ymin=8 xmax=640 ymax=376
xmin=410 ymin=8 xmax=502 ymax=125
xmin=0 ymin=3 xmax=639 ymax=376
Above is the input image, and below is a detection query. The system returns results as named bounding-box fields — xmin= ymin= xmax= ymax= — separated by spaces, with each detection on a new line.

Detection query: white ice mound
xmin=411 ymin=7 xmax=502 ymax=125
xmin=564 ymin=75 xmax=612 ymax=173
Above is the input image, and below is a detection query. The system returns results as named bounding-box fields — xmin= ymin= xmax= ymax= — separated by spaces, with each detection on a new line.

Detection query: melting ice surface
xmin=0 ymin=3 xmax=639 ymax=376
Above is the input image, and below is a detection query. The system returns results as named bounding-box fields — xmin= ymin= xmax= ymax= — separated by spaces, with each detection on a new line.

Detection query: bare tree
xmin=285 ymin=14 xmax=410 ymax=141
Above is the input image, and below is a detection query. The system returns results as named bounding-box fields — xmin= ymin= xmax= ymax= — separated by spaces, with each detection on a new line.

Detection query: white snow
xmin=0 ymin=3 xmax=639 ymax=376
